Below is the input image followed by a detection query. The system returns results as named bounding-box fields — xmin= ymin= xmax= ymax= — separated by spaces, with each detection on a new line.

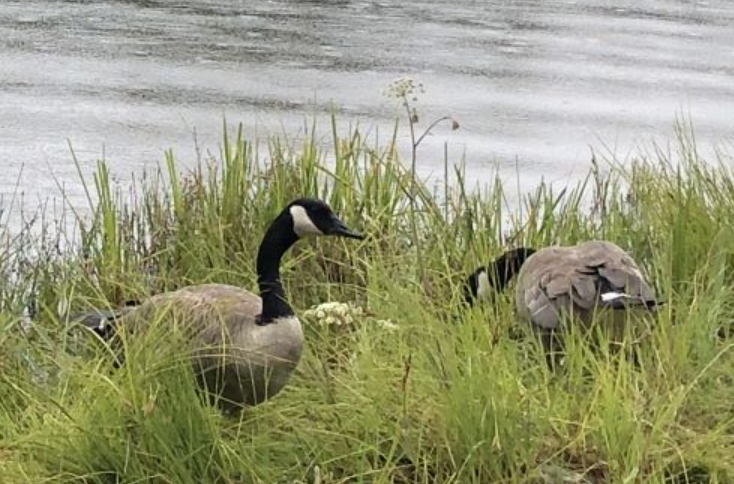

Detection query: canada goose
xmin=465 ymin=241 xmax=663 ymax=364
xmin=71 ymin=198 xmax=363 ymax=410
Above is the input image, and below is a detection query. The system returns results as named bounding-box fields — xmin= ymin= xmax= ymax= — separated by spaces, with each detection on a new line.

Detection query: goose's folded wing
xmin=524 ymin=282 xmax=562 ymax=329
xmin=525 ymin=263 xmax=608 ymax=328
xmin=523 ymin=268 xmax=574 ymax=329
xmin=569 ymin=273 xmax=599 ymax=310
xmin=578 ymin=242 xmax=656 ymax=298
xmin=596 ymin=250 xmax=659 ymax=297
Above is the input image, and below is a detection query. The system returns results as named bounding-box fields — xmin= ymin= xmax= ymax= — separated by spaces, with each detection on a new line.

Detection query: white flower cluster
xmin=303 ymin=301 xmax=364 ymax=327
xmin=374 ymin=319 xmax=399 ymax=331
xmin=303 ymin=301 xmax=399 ymax=333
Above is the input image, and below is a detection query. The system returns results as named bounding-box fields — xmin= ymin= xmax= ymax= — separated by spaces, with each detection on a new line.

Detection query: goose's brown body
xmin=516 ymin=240 xmax=658 ymax=331
xmin=114 ymin=283 xmax=304 ymax=409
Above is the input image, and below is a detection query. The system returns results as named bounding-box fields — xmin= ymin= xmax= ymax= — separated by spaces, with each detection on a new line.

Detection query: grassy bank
xmin=1 ymin=116 xmax=734 ymax=484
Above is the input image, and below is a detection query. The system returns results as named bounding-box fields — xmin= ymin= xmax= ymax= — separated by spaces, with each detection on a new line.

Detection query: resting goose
xmin=465 ymin=241 xmax=663 ymax=364
xmin=72 ymin=197 xmax=363 ymax=410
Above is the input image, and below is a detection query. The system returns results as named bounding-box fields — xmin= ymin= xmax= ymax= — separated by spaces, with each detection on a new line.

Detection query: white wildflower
xmin=304 ymin=301 xmax=367 ymax=328
xmin=325 ymin=302 xmax=341 ymax=312
xmin=375 ymin=319 xmax=398 ymax=331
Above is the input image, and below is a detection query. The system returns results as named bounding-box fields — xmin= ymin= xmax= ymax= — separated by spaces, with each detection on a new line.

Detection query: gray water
xmin=1 ymin=0 xmax=733 ymax=222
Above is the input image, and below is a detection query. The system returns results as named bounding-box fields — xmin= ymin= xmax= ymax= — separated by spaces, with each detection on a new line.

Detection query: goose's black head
xmin=256 ymin=198 xmax=364 ymax=325
xmin=286 ymin=198 xmax=364 ymax=240
xmin=464 ymin=247 xmax=537 ymax=305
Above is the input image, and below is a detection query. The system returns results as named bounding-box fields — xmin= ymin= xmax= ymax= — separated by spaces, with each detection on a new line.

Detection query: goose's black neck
xmin=489 ymin=249 xmax=527 ymax=288
xmin=465 ymin=247 xmax=535 ymax=305
xmin=256 ymin=211 xmax=299 ymax=325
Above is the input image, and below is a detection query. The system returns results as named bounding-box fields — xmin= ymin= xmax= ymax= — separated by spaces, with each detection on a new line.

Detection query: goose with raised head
xmin=465 ymin=241 xmax=663 ymax=363
xmin=72 ymin=198 xmax=364 ymax=410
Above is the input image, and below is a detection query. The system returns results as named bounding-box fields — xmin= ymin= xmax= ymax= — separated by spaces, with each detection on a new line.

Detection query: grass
xmin=0 ymin=111 xmax=734 ymax=483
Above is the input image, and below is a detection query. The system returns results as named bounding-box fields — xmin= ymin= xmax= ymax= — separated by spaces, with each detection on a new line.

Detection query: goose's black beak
xmin=329 ymin=216 xmax=364 ymax=240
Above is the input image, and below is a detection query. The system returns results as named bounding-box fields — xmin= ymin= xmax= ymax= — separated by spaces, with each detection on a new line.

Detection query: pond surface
xmin=1 ymin=0 xmax=733 ymax=222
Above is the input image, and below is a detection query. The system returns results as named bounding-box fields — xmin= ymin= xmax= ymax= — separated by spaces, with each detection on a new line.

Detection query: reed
xmin=0 ymin=112 xmax=733 ymax=483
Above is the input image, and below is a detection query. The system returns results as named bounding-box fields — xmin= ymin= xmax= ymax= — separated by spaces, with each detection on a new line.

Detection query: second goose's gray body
xmin=515 ymin=240 xmax=659 ymax=332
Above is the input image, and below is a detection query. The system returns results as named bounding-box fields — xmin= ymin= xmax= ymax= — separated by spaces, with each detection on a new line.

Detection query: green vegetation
xmin=1 ymin=111 xmax=734 ymax=483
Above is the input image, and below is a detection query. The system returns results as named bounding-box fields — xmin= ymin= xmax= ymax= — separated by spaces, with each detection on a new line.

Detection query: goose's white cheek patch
xmin=290 ymin=205 xmax=323 ymax=237
xmin=476 ymin=270 xmax=492 ymax=300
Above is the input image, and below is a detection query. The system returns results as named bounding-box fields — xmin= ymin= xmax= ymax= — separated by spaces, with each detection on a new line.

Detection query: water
xmin=1 ymin=0 xmax=733 ymax=223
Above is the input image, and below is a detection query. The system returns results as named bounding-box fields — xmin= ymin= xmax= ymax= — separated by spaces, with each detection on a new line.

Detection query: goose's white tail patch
xmin=476 ymin=270 xmax=492 ymax=300
xmin=290 ymin=205 xmax=323 ymax=237
xmin=601 ymin=291 xmax=632 ymax=302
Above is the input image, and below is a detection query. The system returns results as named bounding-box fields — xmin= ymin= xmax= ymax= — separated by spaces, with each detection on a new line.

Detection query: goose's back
xmin=121 ymin=283 xmax=262 ymax=338
xmin=516 ymin=241 xmax=655 ymax=329
xmin=120 ymin=283 xmax=305 ymax=406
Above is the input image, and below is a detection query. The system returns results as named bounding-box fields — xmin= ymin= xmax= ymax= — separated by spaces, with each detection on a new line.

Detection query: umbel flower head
xmin=303 ymin=301 xmax=397 ymax=331
xmin=303 ymin=301 xmax=363 ymax=327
